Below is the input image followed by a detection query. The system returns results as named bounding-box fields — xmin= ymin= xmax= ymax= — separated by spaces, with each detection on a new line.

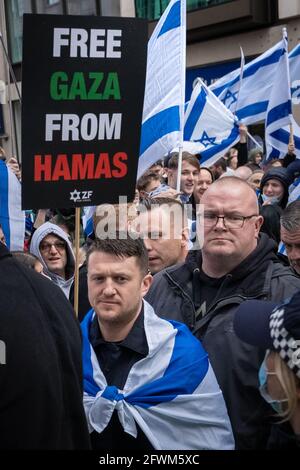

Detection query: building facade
xmin=0 ymin=0 xmax=299 ymax=161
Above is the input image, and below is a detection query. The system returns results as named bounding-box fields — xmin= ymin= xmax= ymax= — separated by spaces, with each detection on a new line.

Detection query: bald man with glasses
xmin=146 ymin=176 xmax=300 ymax=450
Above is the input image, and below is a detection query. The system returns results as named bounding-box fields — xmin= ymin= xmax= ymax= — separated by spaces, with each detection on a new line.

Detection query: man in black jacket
xmin=0 ymin=241 xmax=90 ymax=449
xmin=146 ymin=176 xmax=300 ymax=449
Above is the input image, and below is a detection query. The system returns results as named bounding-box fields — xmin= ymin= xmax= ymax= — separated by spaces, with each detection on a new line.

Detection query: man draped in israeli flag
xmin=210 ymin=36 xmax=286 ymax=125
xmin=184 ymin=78 xmax=240 ymax=167
xmin=81 ymin=235 xmax=234 ymax=450
xmin=0 ymin=159 xmax=24 ymax=250
xmin=138 ymin=0 xmax=186 ymax=178
xmin=265 ymin=29 xmax=292 ymax=161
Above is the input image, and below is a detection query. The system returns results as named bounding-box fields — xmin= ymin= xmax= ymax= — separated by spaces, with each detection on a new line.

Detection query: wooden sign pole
xmin=73 ymin=207 xmax=81 ymax=318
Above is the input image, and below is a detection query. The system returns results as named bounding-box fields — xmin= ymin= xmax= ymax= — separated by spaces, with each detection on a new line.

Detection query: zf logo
xmin=70 ymin=189 xmax=93 ymax=203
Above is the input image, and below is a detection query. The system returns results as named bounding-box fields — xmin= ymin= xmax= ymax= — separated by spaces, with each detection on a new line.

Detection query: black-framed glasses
xmin=40 ymin=241 xmax=66 ymax=252
xmin=200 ymin=213 xmax=258 ymax=229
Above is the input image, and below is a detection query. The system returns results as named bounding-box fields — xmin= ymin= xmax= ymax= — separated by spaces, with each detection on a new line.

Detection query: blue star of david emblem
xmin=196 ymin=131 xmax=217 ymax=148
xmin=222 ymin=90 xmax=238 ymax=107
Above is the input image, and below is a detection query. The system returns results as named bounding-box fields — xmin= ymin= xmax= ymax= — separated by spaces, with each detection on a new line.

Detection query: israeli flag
xmin=0 ymin=160 xmax=25 ymax=250
xmin=81 ymin=300 xmax=234 ymax=450
xmin=265 ymin=30 xmax=292 ymax=161
xmin=278 ymin=177 xmax=300 ymax=257
xmin=210 ymin=37 xmax=286 ymax=125
xmin=290 ymin=43 xmax=300 ymax=104
xmin=264 ymin=43 xmax=300 ymax=160
xmin=82 ymin=206 xmax=95 ymax=238
xmin=184 ymin=78 xmax=240 ymax=166
xmin=138 ymin=0 xmax=186 ymax=178
xmin=288 ymin=177 xmax=300 ymax=204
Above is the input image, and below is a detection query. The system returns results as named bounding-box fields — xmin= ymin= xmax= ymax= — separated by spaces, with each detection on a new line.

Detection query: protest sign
xmin=22 ymin=14 xmax=147 ymax=209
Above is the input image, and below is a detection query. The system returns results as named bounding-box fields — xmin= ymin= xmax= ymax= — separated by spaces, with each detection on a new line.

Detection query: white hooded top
xmin=30 ymin=222 xmax=75 ymax=298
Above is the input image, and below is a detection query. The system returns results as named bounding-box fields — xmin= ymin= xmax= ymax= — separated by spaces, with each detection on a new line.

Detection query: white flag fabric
xmin=265 ymin=30 xmax=292 ymax=161
xmin=0 ymin=160 xmax=25 ymax=250
xmin=184 ymin=78 xmax=240 ymax=167
xmin=288 ymin=178 xmax=300 ymax=204
xmin=210 ymin=38 xmax=286 ymax=125
xmin=0 ymin=80 xmax=6 ymax=105
xmin=278 ymin=177 xmax=300 ymax=257
xmin=265 ymin=43 xmax=300 ymax=160
xmin=138 ymin=0 xmax=186 ymax=178
xmin=82 ymin=206 xmax=95 ymax=238
xmin=82 ymin=300 xmax=234 ymax=450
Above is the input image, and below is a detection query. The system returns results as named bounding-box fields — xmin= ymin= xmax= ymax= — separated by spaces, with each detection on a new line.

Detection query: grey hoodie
xmin=30 ymin=222 xmax=75 ymax=298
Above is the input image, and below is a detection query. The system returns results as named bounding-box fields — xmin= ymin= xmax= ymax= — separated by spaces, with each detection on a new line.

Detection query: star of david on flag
xmin=184 ymin=78 xmax=239 ymax=167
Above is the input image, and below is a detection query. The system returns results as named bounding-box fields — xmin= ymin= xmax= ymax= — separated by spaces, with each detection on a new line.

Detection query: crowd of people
xmin=1 ymin=129 xmax=300 ymax=450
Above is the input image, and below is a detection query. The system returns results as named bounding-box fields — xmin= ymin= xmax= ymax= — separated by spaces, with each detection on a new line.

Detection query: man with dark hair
xmin=146 ymin=176 xmax=300 ymax=449
xmin=136 ymin=172 xmax=161 ymax=199
xmin=0 ymin=241 xmax=90 ymax=449
xmin=81 ymin=232 xmax=234 ymax=450
xmin=167 ymin=152 xmax=200 ymax=201
xmin=280 ymin=200 xmax=300 ymax=276
xmin=210 ymin=157 xmax=227 ymax=179
xmin=131 ymin=197 xmax=189 ymax=274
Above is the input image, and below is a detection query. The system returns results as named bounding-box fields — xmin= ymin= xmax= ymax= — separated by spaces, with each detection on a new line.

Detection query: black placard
xmin=21 ymin=14 xmax=147 ymax=209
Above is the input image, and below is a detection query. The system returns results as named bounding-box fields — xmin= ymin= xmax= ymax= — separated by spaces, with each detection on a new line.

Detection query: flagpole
xmin=246 ymin=131 xmax=264 ymax=150
xmin=233 ymin=46 xmax=245 ymax=117
xmin=289 ymin=123 xmax=294 ymax=145
xmin=176 ymin=146 xmax=183 ymax=192
xmin=73 ymin=207 xmax=81 ymax=318
xmin=176 ymin=0 xmax=186 ymax=193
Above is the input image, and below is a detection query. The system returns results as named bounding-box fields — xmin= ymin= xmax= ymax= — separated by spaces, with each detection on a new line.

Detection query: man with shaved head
xmin=146 ymin=176 xmax=300 ymax=449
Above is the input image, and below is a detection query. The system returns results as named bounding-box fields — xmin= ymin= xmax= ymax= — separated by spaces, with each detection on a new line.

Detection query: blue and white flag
xmin=290 ymin=42 xmax=300 ymax=104
xmin=82 ymin=206 xmax=95 ymax=238
xmin=287 ymin=177 xmax=300 ymax=204
xmin=265 ymin=30 xmax=292 ymax=161
xmin=265 ymin=43 xmax=300 ymax=160
xmin=81 ymin=300 xmax=234 ymax=450
xmin=210 ymin=37 xmax=286 ymax=125
xmin=184 ymin=78 xmax=240 ymax=166
xmin=0 ymin=160 xmax=25 ymax=250
xmin=138 ymin=0 xmax=186 ymax=178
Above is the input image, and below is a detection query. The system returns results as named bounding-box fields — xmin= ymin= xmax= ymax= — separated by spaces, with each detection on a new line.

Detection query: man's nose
xmin=49 ymin=244 xmax=59 ymax=253
xmin=214 ymin=217 xmax=227 ymax=230
xmin=143 ymin=237 xmax=153 ymax=251
xmin=102 ymin=281 xmax=116 ymax=296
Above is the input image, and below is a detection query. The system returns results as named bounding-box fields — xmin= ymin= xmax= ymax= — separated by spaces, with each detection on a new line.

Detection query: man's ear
xmin=181 ymin=227 xmax=189 ymax=248
xmin=255 ymin=215 xmax=264 ymax=238
xmin=167 ymin=168 xmax=176 ymax=188
xmin=141 ymin=272 xmax=153 ymax=297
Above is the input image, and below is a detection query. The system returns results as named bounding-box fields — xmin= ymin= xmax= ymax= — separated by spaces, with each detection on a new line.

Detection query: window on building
xmin=135 ymin=0 xmax=233 ymax=20
xmin=66 ymin=0 xmax=97 ymax=15
xmin=6 ymin=0 xmax=32 ymax=64
xmin=35 ymin=0 xmax=64 ymax=14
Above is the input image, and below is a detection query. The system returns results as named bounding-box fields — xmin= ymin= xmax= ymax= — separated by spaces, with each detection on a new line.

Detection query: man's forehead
xmin=137 ymin=206 xmax=181 ymax=228
xmin=41 ymin=233 xmax=63 ymax=243
xmin=89 ymin=251 xmax=138 ymax=270
xmin=182 ymin=161 xmax=198 ymax=172
xmin=203 ymin=183 xmax=254 ymax=203
xmin=281 ymin=226 xmax=300 ymax=242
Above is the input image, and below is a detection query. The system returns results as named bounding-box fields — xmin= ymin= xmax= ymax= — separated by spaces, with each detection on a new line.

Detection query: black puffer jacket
xmin=0 ymin=243 xmax=90 ymax=449
xmin=145 ymin=234 xmax=300 ymax=450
